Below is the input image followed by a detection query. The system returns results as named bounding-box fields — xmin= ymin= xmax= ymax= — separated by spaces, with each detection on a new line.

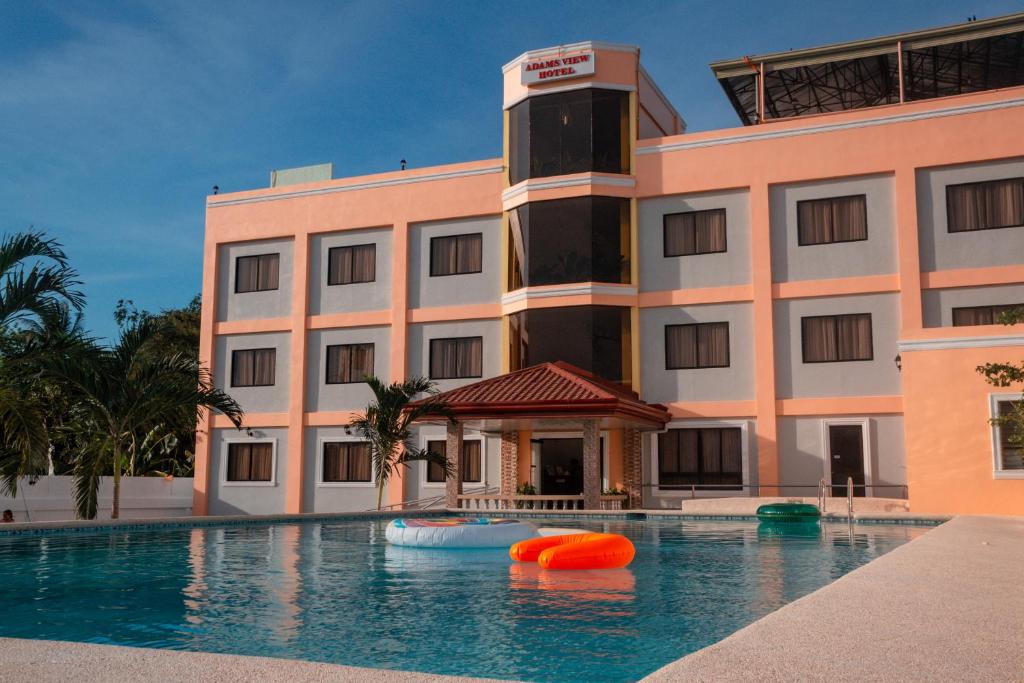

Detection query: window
xmin=430 ymin=233 xmax=482 ymax=276
xmin=235 ymin=253 xmax=280 ymax=293
xmin=322 ymin=442 xmax=372 ymax=482
xmin=426 ymin=439 xmax=482 ymax=483
xmin=429 ymin=337 xmax=483 ymax=379
xmin=509 ymin=306 xmax=630 ymax=382
xmin=231 ymin=348 xmax=276 ymax=387
xmin=994 ymin=399 xmax=1024 ymax=473
xmin=658 ymin=428 xmax=742 ymax=489
xmin=326 ymin=343 xmax=374 ymax=384
xmin=327 ymin=244 xmax=376 ymax=285
xmin=663 ymin=209 xmax=727 ymax=256
xmin=226 ymin=443 xmax=273 ymax=482
xmin=802 ymin=314 xmax=873 ymax=363
xmin=797 ymin=195 xmax=868 ymax=246
xmin=947 ymin=177 xmax=1024 ymax=232
xmin=952 ymin=304 xmax=1024 ymax=327
xmin=665 ymin=323 xmax=730 ymax=369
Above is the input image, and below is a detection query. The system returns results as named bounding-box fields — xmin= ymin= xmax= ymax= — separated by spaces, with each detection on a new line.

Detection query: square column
xmin=623 ymin=428 xmax=643 ymax=509
xmin=445 ymin=421 xmax=464 ymax=508
xmin=582 ymin=419 xmax=601 ymax=509
xmin=500 ymin=432 xmax=518 ymax=497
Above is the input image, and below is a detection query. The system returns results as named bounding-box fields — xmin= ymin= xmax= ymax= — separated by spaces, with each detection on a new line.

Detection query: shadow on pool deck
xmin=643 ymin=515 xmax=1024 ymax=682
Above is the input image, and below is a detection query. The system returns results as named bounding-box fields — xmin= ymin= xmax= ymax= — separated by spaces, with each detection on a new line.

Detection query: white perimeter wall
xmin=0 ymin=476 xmax=193 ymax=523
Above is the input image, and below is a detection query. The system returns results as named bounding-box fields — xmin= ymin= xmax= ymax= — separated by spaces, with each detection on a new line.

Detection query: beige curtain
xmin=235 ymin=256 xmax=259 ymax=293
xmin=664 ymin=209 xmax=726 ymax=255
xmin=232 ymin=348 xmax=275 ymax=386
xmin=431 ymin=337 xmax=482 ymax=379
xmin=836 ymin=314 xmax=872 ymax=360
xmin=351 ymin=244 xmax=375 ymax=283
xmin=948 ymin=178 xmax=1024 ymax=232
xmin=699 ymin=429 xmax=722 ymax=474
xmin=804 ymin=314 xmax=871 ymax=362
xmin=328 ymin=344 xmax=374 ymax=383
xmin=329 ymin=245 xmax=375 ymax=285
xmin=665 ymin=325 xmax=697 ymax=368
xmin=457 ymin=234 xmax=483 ymax=273
xmin=323 ymin=442 xmax=371 ymax=482
xmin=228 ymin=443 xmax=272 ymax=481
xmin=427 ymin=440 xmax=446 ymax=482
xmin=697 ymin=322 xmax=729 ymax=367
xmin=431 ymin=236 xmax=458 ymax=275
xmin=252 ymin=349 xmax=276 ymax=385
xmin=721 ymin=429 xmax=743 ymax=475
xmin=798 ymin=195 xmax=866 ymax=244
xmin=259 ymin=254 xmax=280 ymax=290
xmin=802 ymin=317 xmax=839 ymax=362
xmin=952 ymin=306 xmax=992 ymax=326
xmin=462 ymin=441 xmax=482 ymax=482
xmin=667 ymin=323 xmax=728 ymax=368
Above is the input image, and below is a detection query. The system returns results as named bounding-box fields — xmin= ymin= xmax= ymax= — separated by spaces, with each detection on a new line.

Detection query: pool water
xmin=0 ymin=518 xmax=928 ymax=682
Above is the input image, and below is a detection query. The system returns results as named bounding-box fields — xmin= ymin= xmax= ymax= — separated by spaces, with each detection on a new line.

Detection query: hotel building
xmin=196 ymin=13 xmax=1024 ymax=517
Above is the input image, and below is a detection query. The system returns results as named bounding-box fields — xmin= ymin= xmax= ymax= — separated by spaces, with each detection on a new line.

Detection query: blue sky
xmin=2 ymin=0 xmax=1020 ymax=339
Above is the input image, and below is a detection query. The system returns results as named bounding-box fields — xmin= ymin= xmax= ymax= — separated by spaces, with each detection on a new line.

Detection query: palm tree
xmin=350 ymin=376 xmax=453 ymax=510
xmin=42 ymin=318 xmax=244 ymax=519
xmin=0 ymin=231 xmax=84 ymax=498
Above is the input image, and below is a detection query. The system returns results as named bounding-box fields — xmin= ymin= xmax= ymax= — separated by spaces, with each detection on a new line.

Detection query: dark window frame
xmin=321 ymin=441 xmax=373 ymax=483
xmin=664 ymin=322 xmax=731 ymax=370
xmin=429 ymin=336 xmax=484 ymax=380
xmin=325 ymin=343 xmax=375 ymax=385
xmin=796 ymin=194 xmax=869 ymax=247
xmin=327 ymin=244 xmax=376 ymax=286
xmin=952 ymin=304 xmax=1024 ymax=327
xmin=226 ymin=442 xmax=274 ymax=482
xmin=234 ymin=253 xmax=280 ymax=293
xmin=946 ymin=177 xmax=1024 ymax=233
xmin=662 ymin=208 xmax=729 ymax=257
xmin=230 ymin=348 xmax=277 ymax=387
xmin=800 ymin=313 xmax=874 ymax=364
xmin=657 ymin=427 xmax=743 ymax=491
xmin=429 ymin=233 xmax=483 ymax=277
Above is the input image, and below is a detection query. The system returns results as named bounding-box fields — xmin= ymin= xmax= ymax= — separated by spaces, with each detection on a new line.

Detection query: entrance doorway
xmin=827 ymin=424 xmax=866 ymax=498
xmin=538 ymin=438 xmax=583 ymax=495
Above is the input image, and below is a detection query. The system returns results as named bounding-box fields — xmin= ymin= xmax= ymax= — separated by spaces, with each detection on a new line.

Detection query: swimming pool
xmin=0 ymin=517 xmax=928 ymax=682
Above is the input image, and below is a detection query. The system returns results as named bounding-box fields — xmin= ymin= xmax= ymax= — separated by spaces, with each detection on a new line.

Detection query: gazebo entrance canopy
xmin=409 ymin=362 xmax=670 ymax=509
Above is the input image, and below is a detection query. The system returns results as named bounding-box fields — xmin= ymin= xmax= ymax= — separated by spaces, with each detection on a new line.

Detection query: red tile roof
xmin=410 ymin=362 xmax=669 ymax=427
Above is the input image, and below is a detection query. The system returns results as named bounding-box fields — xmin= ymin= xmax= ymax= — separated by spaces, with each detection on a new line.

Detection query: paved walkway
xmin=643 ymin=515 xmax=1024 ymax=682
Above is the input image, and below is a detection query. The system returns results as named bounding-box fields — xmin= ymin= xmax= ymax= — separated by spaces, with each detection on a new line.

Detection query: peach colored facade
xmin=197 ymin=31 xmax=1024 ymax=517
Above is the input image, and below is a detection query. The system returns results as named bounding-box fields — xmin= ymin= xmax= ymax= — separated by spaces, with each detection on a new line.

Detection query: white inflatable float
xmin=385 ymin=517 xmax=539 ymax=548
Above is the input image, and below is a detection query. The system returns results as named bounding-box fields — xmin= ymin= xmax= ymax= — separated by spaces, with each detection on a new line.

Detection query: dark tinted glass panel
xmin=231 ymin=348 xmax=276 ymax=387
xmin=235 ymin=253 xmax=280 ymax=293
xmin=508 ymin=88 xmax=629 ymax=185
xmin=801 ymin=314 xmax=873 ymax=363
xmin=508 ymin=305 xmax=629 ymax=383
xmin=509 ymin=196 xmax=629 ymax=288
xmin=658 ymin=428 xmax=742 ymax=490
xmin=227 ymin=443 xmax=273 ymax=482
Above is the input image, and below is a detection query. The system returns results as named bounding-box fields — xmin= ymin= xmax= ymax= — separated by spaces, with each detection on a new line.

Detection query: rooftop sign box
xmin=521 ymin=50 xmax=596 ymax=85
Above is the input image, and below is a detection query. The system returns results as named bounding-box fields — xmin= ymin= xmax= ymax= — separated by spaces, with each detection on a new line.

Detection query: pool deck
xmin=644 ymin=515 xmax=1024 ymax=682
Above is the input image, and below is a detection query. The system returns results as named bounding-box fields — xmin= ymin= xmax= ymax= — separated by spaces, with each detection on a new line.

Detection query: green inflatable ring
xmin=756 ymin=503 xmax=822 ymax=522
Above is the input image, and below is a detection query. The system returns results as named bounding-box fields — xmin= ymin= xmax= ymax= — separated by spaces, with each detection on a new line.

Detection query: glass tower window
xmin=509 ymin=305 xmax=630 ymax=384
xmin=509 ymin=88 xmax=630 ymax=185
xmin=509 ymin=196 xmax=630 ymax=289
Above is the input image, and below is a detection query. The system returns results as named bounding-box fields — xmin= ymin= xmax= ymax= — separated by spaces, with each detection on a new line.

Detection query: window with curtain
xmin=995 ymin=400 xmax=1024 ymax=471
xmin=801 ymin=314 xmax=873 ymax=363
xmin=952 ymin=304 xmax=1024 ymax=327
xmin=235 ymin=253 xmax=280 ymax=293
xmin=797 ymin=195 xmax=868 ymax=246
xmin=665 ymin=323 xmax=730 ymax=369
xmin=426 ymin=440 xmax=482 ymax=483
xmin=946 ymin=177 xmax=1024 ymax=233
xmin=429 ymin=337 xmax=483 ymax=379
xmin=663 ymin=208 xmax=727 ymax=256
xmin=325 ymin=343 xmax=374 ymax=384
xmin=231 ymin=348 xmax=276 ymax=386
xmin=430 ymin=233 xmax=483 ymax=276
xmin=226 ymin=443 xmax=274 ymax=482
xmin=658 ymin=427 xmax=742 ymax=489
xmin=322 ymin=442 xmax=372 ymax=482
xmin=327 ymin=244 xmax=376 ymax=285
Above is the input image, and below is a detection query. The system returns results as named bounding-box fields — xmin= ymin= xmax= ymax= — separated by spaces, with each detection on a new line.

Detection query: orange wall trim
xmin=307 ymin=310 xmax=391 ymax=330
xmin=305 ymin=411 xmax=363 ymax=427
xmin=214 ymin=412 xmax=289 ymax=429
xmin=214 ymin=317 xmax=292 ymax=335
xmin=193 ymin=234 xmax=220 ymax=516
xmin=900 ymin=325 xmax=1024 ymax=342
xmin=407 ymin=303 xmax=503 ymax=324
xmin=771 ymin=274 xmax=899 ymax=300
xmin=920 ymin=264 xmax=1024 ymax=290
xmin=775 ymin=395 xmax=903 ymax=416
xmin=638 ymin=284 xmax=754 ymax=308
xmin=665 ymin=400 xmax=757 ymax=419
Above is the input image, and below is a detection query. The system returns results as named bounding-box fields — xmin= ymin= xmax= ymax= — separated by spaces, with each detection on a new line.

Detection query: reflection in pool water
xmin=0 ymin=518 xmax=928 ymax=682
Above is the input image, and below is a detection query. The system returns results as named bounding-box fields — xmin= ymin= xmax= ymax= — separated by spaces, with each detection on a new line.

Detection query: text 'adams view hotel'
xmin=197 ymin=13 xmax=1024 ymax=517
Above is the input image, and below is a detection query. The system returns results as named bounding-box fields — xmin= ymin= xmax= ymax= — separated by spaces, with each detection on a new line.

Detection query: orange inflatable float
xmin=509 ymin=532 xmax=635 ymax=570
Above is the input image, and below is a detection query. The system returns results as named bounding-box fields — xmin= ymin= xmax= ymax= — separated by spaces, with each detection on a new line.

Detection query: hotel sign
xmin=521 ymin=51 xmax=596 ymax=85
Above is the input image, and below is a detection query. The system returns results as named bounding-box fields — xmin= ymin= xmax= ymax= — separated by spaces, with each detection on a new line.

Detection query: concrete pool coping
xmin=2 ymin=512 xmax=1018 ymax=682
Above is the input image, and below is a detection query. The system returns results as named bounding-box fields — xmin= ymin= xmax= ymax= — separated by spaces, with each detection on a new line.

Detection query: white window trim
xmin=220 ymin=437 xmax=278 ymax=487
xmin=989 ymin=393 xmax=1024 ymax=479
xmin=821 ymin=418 xmax=874 ymax=496
xmin=316 ymin=436 xmax=376 ymax=488
xmin=648 ymin=420 xmax=752 ymax=498
xmin=419 ymin=432 xmax=488 ymax=489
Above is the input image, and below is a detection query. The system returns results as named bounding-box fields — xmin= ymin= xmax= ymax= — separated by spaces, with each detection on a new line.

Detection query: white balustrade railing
xmin=455 ymin=494 xmax=629 ymax=511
